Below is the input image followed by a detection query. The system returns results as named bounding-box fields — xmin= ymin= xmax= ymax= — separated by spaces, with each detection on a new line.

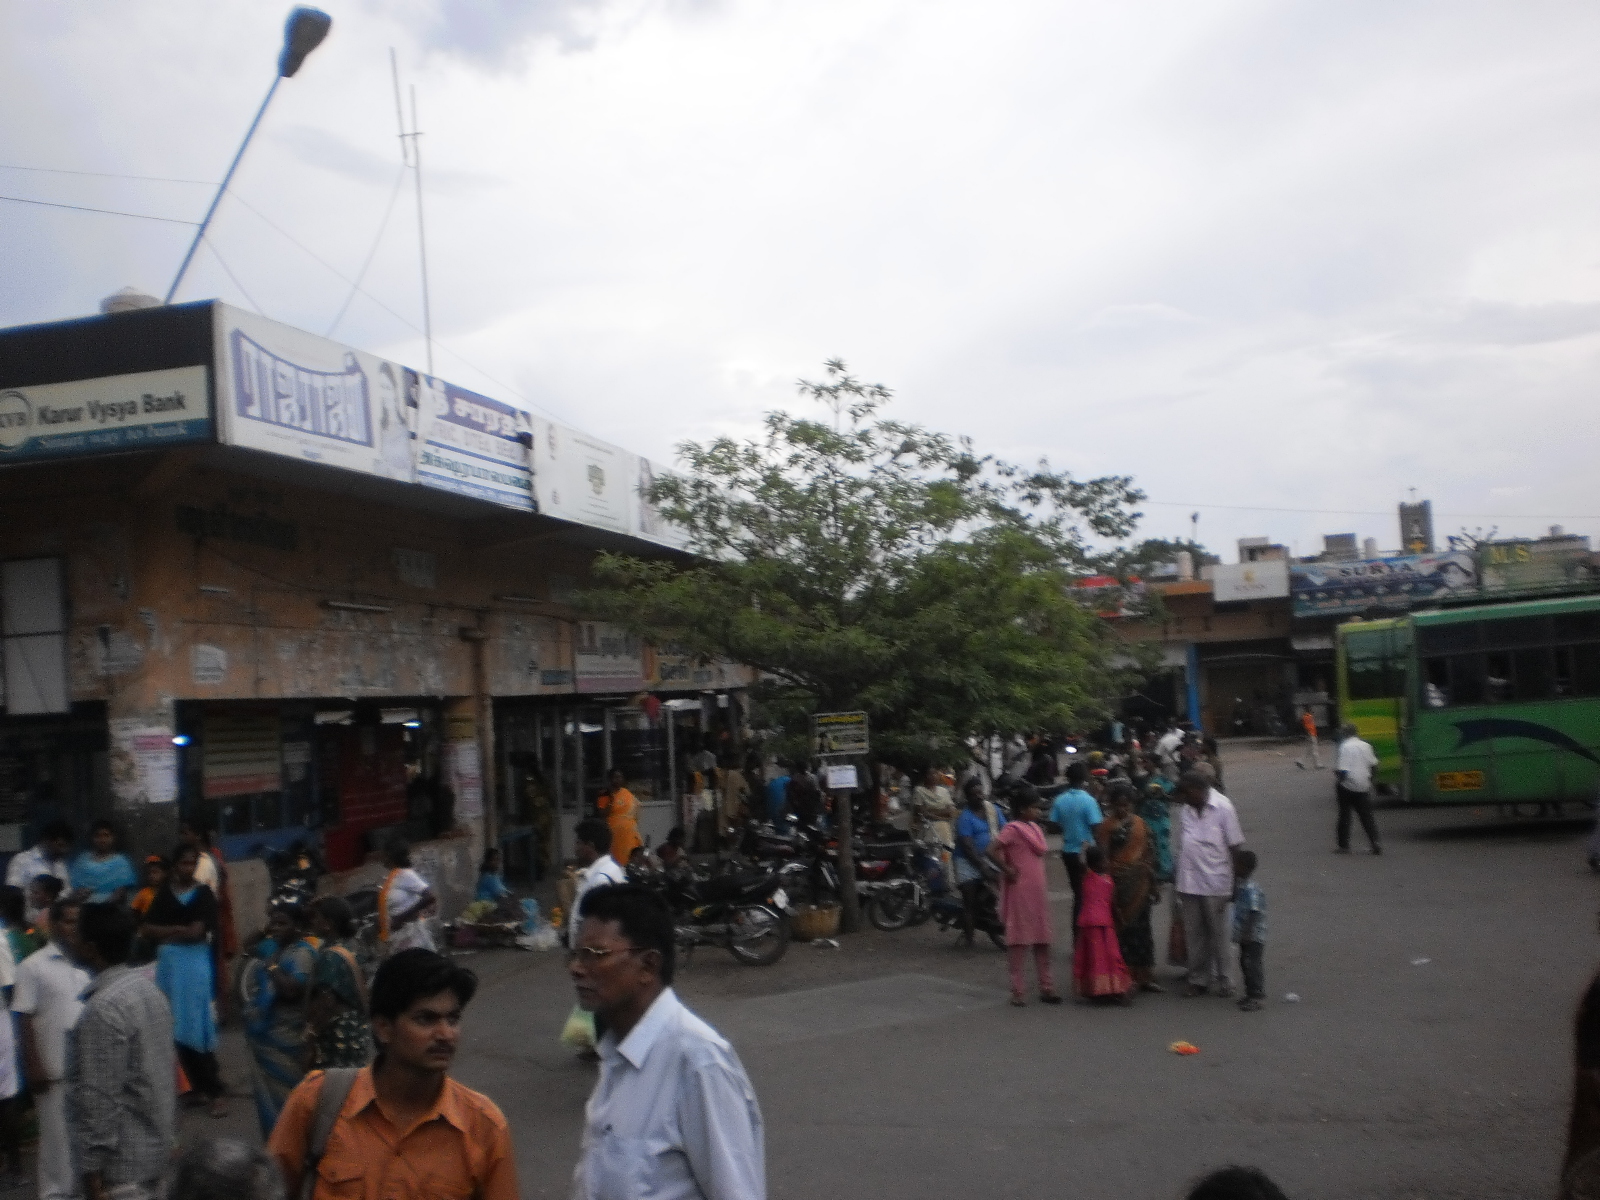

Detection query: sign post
xmin=812 ymin=712 xmax=868 ymax=932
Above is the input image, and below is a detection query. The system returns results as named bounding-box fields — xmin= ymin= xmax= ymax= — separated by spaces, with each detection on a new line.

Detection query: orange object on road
xmin=1168 ymin=1040 xmax=1200 ymax=1055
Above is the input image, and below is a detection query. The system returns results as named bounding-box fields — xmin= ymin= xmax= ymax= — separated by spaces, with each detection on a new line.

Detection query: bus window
xmin=1555 ymin=612 xmax=1600 ymax=642
xmin=1345 ymin=627 xmax=1401 ymax=700
xmin=1423 ymin=659 xmax=1450 ymax=707
xmin=1447 ymin=654 xmax=1487 ymax=706
xmin=1555 ymin=647 xmax=1575 ymax=697
xmin=1417 ymin=623 xmax=1481 ymax=655
xmin=1576 ymin=644 xmax=1600 ymax=697
xmin=1513 ymin=648 xmax=1554 ymax=701
xmin=1489 ymin=617 xmax=1552 ymax=648
xmin=1485 ymin=652 xmax=1513 ymax=703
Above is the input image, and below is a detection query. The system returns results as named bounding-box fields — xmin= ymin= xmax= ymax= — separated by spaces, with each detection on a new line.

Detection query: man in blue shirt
xmin=1048 ymin=762 xmax=1102 ymax=932
xmin=762 ymin=761 xmax=791 ymax=824
xmin=954 ymin=779 xmax=1004 ymax=947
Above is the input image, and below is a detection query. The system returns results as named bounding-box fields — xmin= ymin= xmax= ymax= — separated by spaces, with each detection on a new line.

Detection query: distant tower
xmin=1399 ymin=500 xmax=1434 ymax=554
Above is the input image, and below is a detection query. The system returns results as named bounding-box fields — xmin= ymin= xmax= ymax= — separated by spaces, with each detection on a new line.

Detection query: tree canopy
xmin=580 ymin=361 xmax=1147 ymax=768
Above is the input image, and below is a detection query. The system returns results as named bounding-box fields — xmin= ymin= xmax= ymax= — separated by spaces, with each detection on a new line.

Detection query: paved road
xmin=176 ymin=743 xmax=1593 ymax=1199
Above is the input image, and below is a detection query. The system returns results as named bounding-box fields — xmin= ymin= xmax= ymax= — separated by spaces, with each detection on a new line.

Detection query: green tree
xmin=580 ymin=361 xmax=1145 ymax=928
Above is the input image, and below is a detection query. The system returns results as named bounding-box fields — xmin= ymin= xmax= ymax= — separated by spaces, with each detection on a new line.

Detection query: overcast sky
xmin=5 ymin=0 xmax=1598 ymax=561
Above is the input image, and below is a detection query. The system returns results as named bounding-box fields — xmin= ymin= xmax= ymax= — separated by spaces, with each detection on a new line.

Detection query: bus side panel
xmin=1407 ymin=701 xmax=1600 ymax=805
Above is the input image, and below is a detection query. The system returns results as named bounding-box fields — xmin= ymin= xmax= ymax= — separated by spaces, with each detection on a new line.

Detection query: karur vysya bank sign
xmin=0 ymin=365 xmax=211 ymax=460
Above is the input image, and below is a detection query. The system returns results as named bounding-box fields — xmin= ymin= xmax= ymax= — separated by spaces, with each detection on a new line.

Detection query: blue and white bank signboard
xmin=415 ymin=374 xmax=535 ymax=511
xmin=0 ymin=365 xmax=211 ymax=461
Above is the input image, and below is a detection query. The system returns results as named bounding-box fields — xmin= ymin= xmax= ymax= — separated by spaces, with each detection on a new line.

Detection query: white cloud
xmin=3 ymin=0 xmax=1599 ymax=557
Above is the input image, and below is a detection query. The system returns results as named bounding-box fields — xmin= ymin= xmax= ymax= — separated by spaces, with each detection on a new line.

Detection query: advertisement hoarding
xmin=1478 ymin=538 xmax=1597 ymax=594
xmin=1290 ymin=551 xmax=1477 ymax=616
xmin=414 ymin=374 xmax=535 ymax=511
xmin=215 ymin=305 xmax=414 ymax=484
xmin=533 ymin=421 xmax=631 ymax=533
xmin=0 ymin=366 xmax=211 ymax=462
xmin=1210 ymin=559 xmax=1290 ymax=603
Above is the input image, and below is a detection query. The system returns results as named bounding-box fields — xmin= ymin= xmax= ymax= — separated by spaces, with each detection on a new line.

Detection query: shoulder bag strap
xmin=303 ymin=1068 xmax=360 ymax=1199
xmin=325 ymin=945 xmax=369 ymax=1014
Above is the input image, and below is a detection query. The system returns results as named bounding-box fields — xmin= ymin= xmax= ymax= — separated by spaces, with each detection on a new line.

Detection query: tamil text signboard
xmin=813 ymin=711 xmax=869 ymax=756
xmin=1478 ymin=538 xmax=1597 ymax=595
xmin=414 ymin=374 xmax=535 ymax=511
xmin=1290 ymin=551 xmax=1477 ymax=616
xmin=0 ymin=366 xmax=210 ymax=462
xmin=215 ymin=305 xmax=415 ymax=484
xmin=574 ymin=621 xmax=646 ymax=693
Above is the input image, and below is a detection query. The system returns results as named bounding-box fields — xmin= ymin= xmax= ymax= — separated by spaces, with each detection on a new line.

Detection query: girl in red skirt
xmin=1074 ymin=845 xmax=1133 ymax=1004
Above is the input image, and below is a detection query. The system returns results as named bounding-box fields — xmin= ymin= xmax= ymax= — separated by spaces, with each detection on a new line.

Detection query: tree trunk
xmin=833 ymin=786 xmax=860 ymax=932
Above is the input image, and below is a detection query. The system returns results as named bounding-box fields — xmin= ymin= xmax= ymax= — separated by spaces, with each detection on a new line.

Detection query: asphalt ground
xmin=135 ymin=743 xmax=1599 ymax=1198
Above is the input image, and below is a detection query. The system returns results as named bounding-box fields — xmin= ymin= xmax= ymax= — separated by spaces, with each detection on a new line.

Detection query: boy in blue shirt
xmin=1048 ymin=762 xmax=1102 ymax=929
xmin=1232 ymin=849 xmax=1266 ymax=1011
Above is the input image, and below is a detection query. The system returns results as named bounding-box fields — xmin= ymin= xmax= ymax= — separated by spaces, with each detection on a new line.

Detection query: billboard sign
xmin=0 ymin=365 xmax=210 ymax=462
xmin=215 ymin=305 xmax=414 ymax=483
xmin=574 ymin=621 xmax=645 ymax=693
xmin=1210 ymin=559 xmax=1289 ymax=603
xmin=1479 ymin=538 xmax=1597 ymax=594
xmin=533 ymin=421 xmax=632 ymax=534
xmin=1291 ymin=551 xmax=1477 ymax=616
xmin=813 ymin=711 xmax=869 ymax=756
xmin=414 ymin=374 xmax=535 ymax=511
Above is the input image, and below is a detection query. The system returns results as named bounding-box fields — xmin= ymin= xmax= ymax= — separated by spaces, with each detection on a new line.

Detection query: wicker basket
xmin=790 ymin=903 xmax=841 ymax=941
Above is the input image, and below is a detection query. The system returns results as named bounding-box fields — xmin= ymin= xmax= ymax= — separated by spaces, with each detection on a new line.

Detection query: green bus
xmin=1336 ymin=594 xmax=1600 ymax=805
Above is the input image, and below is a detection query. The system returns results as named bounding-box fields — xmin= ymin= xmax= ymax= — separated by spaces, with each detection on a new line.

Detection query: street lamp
xmin=165 ymin=6 xmax=332 ymax=304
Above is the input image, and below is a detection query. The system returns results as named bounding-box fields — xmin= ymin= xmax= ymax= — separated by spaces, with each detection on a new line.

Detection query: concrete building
xmin=0 ymin=299 xmax=744 ymax=924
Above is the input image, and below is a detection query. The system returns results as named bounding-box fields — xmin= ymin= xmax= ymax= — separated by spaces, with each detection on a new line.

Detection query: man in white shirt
xmin=1174 ymin=770 xmax=1246 ymax=998
xmin=1154 ymin=725 xmax=1185 ymax=781
xmin=12 ymin=897 xmax=89 ymax=1200
xmin=569 ymin=884 xmax=764 ymax=1200
xmin=6 ymin=821 xmax=74 ymax=924
xmin=1334 ymin=723 xmax=1383 ymax=855
xmin=568 ymin=819 xmax=628 ymax=949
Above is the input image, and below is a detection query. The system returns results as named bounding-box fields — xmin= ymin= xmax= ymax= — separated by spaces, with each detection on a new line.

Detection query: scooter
xmin=647 ymin=862 xmax=793 ymax=966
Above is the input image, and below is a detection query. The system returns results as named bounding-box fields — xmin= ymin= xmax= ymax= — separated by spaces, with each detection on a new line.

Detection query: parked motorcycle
xmin=647 ymin=862 xmax=793 ymax=966
xmin=256 ymin=839 xmax=323 ymax=917
xmin=930 ymin=876 xmax=1006 ymax=948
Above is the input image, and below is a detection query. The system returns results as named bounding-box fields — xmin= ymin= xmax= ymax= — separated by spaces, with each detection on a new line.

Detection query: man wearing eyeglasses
xmin=569 ymin=884 xmax=765 ymax=1200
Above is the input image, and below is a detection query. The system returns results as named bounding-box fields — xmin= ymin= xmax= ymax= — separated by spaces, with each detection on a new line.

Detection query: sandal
xmin=1009 ymin=994 xmax=1026 ymax=1007
xmin=1040 ymin=992 xmax=1063 ymax=1005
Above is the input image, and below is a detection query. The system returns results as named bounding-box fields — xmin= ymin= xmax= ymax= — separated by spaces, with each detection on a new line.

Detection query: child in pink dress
xmin=987 ymin=788 xmax=1060 ymax=1006
xmin=1074 ymin=845 xmax=1133 ymax=1004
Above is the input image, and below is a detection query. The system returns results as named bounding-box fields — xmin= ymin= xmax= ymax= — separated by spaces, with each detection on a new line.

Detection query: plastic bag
xmin=559 ymin=1003 xmax=596 ymax=1051
xmin=519 ymin=922 xmax=561 ymax=952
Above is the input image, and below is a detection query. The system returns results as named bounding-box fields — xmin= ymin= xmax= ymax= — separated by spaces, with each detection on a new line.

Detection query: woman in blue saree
xmin=140 ymin=843 xmax=227 ymax=1118
xmin=240 ymin=905 xmax=316 ymax=1135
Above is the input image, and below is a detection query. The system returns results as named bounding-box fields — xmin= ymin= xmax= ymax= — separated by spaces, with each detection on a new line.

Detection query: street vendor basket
xmin=790 ymin=903 xmax=841 ymax=941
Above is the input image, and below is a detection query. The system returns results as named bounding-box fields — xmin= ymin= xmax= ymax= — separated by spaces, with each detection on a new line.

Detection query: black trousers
xmin=177 ymin=1043 xmax=225 ymax=1100
xmin=958 ymin=878 xmax=984 ymax=938
xmin=1239 ymin=941 xmax=1265 ymax=1000
xmin=1061 ymin=851 xmax=1086 ymax=932
xmin=1336 ymin=785 xmax=1380 ymax=851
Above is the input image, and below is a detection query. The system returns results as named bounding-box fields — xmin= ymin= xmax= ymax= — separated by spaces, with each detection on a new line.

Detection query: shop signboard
xmin=0 ymin=365 xmax=211 ymax=462
xmin=414 ymin=374 xmax=535 ymax=511
xmin=1210 ymin=559 xmax=1289 ymax=603
xmin=532 ymin=420 xmax=632 ymax=534
xmin=575 ymin=621 xmax=646 ymax=693
xmin=1478 ymin=538 xmax=1597 ymax=594
xmin=813 ymin=711 xmax=869 ymax=756
xmin=215 ymin=304 xmax=415 ymax=484
xmin=1290 ymin=551 xmax=1477 ymax=616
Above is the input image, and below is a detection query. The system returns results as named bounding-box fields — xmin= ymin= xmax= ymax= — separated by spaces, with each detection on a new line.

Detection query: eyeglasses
xmin=567 ymin=945 xmax=647 ymax=965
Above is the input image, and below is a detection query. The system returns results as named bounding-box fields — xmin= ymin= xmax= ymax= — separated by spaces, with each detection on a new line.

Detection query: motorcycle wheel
xmin=867 ymin=881 xmax=920 ymax=931
xmin=727 ymin=905 xmax=790 ymax=966
xmin=905 ymin=885 xmax=935 ymax=927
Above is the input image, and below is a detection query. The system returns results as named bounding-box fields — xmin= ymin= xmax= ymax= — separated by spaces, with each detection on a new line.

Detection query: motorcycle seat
xmin=698 ymin=870 xmax=773 ymax=902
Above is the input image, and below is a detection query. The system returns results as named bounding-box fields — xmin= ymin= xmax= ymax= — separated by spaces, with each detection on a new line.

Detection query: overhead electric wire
xmin=325 ymin=164 xmax=408 ymax=338
xmin=1143 ymin=499 xmax=1600 ymax=521
xmin=0 ymin=162 xmax=214 ymax=186
xmin=0 ymin=193 xmax=197 ymax=224
xmin=224 ymin=189 xmax=570 ymax=422
xmin=201 ymin=238 xmax=265 ymax=317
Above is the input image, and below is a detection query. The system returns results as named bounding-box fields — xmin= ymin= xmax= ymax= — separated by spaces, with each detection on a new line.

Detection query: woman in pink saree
xmin=987 ymin=787 xmax=1060 ymax=1006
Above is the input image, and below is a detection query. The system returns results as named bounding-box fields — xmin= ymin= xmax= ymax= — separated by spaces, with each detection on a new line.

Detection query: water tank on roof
xmin=100 ymin=287 xmax=161 ymax=314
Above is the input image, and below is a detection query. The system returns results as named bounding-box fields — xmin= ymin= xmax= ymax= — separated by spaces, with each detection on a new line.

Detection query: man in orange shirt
xmin=268 ymin=949 xmax=519 ymax=1200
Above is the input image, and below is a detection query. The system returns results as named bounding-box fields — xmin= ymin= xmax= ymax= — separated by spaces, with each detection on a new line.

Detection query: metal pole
xmin=166 ymin=75 xmax=282 ymax=304
xmin=410 ymin=84 xmax=434 ymax=376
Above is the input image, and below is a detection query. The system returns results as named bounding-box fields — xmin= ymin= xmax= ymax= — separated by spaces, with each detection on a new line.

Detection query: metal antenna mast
xmin=390 ymin=49 xmax=434 ymax=376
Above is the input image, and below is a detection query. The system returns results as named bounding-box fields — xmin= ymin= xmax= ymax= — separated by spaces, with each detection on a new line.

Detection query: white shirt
xmin=11 ymin=942 xmax=88 ymax=1080
xmin=1337 ymin=736 xmax=1380 ymax=793
xmin=1155 ymin=730 xmax=1183 ymax=764
xmin=6 ymin=847 xmax=72 ymax=923
xmin=381 ymin=867 xmax=437 ymax=952
xmin=570 ymin=854 xmax=628 ymax=945
xmin=1176 ymin=789 xmax=1245 ymax=897
xmin=572 ymin=987 xmax=764 ymax=1200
